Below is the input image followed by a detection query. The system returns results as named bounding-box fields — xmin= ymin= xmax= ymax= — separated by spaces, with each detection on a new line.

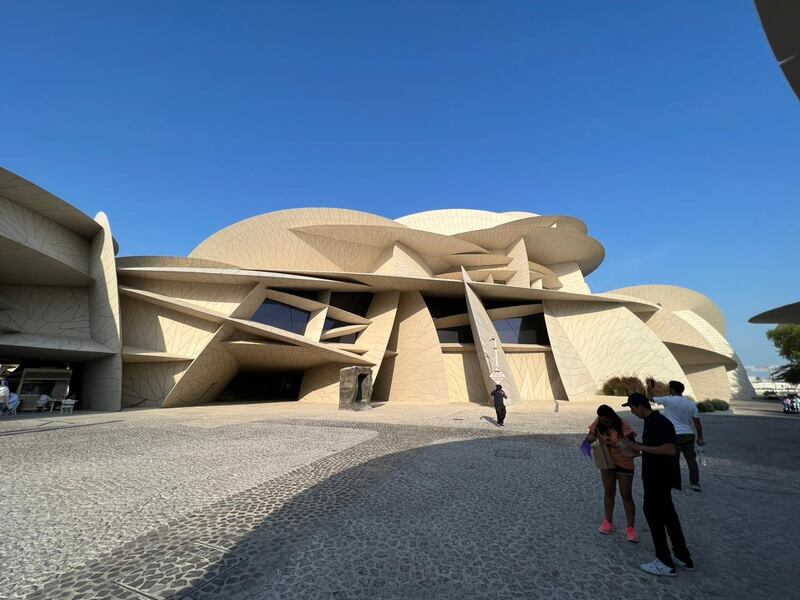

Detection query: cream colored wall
xmin=357 ymin=292 xmax=400 ymax=382
xmin=0 ymin=286 xmax=91 ymax=338
xmin=380 ymin=291 xmax=449 ymax=403
xmin=728 ymin=353 xmax=757 ymax=401
xmin=83 ymin=212 xmax=123 ymax=411
xmin=122 ymin=361 xmax=191 ymax=408
xmin=442 ymin=352 xmax=487 ymax=404
xmin=544 ymin=300 xmax=693 ymax=401
xmin=610 ymin=285 xmax=726 ymax=335
xmin=120 ymin=296 xmax=219 ymax=356
xmin=372 ymin=243 xmax=433 ymax=278
xmin=548 ymin=262 xmax=590 ymax=294
xmin=120 ymin=278 xmax=254 ymax=315
xmin=298 ymin=364 xmax=342 ymax=403
xmin=162 ymin=326 xmax=239 ymax=407
xmin=190 ymin=208 xmax=385 ymax=272
xmin=0 ymin=193 xmax=91 ymax=275
xmin=684 ymin=364 xmax=731 ymax=401
xmin=464 ymin=280 xmax=521 ymax=404
xmin=505 ymin=351 xmax=566 ymax=402
xmin=504 ymin=238 xmax=530 ymax=288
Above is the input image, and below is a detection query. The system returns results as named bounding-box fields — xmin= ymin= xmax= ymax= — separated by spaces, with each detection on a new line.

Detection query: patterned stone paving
xmin=3 ymin=408 xmax=798 ymax=599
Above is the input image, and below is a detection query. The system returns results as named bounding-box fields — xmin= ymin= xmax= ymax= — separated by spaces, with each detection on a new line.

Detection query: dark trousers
xmin=643 ymin=481 xmax=691 ymax=568
xmin=676 ymin=434 xmax=700 ymax=485
xmin=494 ymin=404 xmax=506 ymax=425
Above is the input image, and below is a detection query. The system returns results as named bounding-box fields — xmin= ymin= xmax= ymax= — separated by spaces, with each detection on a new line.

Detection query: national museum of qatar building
xmin=0 ymin=166 xmax=755 ymax=411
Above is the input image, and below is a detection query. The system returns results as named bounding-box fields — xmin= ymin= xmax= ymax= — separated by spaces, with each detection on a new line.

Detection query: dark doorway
xmin=355 ymin=373 xmax=367 ymax=403
xmin=216 ymin=371 xmax=303 ymax=402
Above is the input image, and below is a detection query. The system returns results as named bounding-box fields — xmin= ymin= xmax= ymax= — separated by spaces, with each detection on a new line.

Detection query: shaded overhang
xmin=755 ymin=0 xmax=800 ymax=100
xmin=749 ymin=301 xmax=800 ymax=324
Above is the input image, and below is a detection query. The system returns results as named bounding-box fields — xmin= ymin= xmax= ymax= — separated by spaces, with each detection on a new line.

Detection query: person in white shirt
xmin=646 ymin=378 xmax=705 ymax=492
xmin=0 ymin=379 xmax=9 ymax=413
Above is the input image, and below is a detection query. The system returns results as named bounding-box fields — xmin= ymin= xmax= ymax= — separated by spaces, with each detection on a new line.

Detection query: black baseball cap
xmin=621 ymin=393 xmax=650 ymax=408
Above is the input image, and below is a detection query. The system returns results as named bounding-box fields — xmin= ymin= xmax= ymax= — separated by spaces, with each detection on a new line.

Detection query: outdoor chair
xmin=59 ymin=399 xmax=76 ymax=415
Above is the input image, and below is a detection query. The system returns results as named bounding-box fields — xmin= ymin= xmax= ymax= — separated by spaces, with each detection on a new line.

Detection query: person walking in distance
xmin=621 ymin=393 xmax=694 ymax=576
xmin=646 ymin=378 xmax=705 ymax=492
xmin=489 ymin=384 xmax=507 ymax=427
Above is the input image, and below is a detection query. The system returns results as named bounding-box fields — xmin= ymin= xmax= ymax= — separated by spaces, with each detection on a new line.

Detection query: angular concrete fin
xmin=463 ymin=280 xmax=520 ymax=404
xmin=504 ymin=238 xmax=530 ymax=288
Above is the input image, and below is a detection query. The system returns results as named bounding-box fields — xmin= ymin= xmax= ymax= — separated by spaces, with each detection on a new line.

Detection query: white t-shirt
xmin=0 ymin=385 xmax=9 ymax=401
xmin=654 ymin=395 xmax=699 ymax=435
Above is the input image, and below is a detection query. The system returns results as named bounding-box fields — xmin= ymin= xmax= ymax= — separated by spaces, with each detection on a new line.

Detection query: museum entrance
xmin=216 ymin=371 xmax=304 ymax=402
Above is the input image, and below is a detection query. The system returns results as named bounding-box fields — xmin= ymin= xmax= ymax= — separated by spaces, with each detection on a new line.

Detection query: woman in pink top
xmin=586 ymin=404 xmax=639 ymax=543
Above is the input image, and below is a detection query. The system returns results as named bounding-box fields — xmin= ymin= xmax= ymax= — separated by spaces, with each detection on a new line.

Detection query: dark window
xmin=216 ymin=371 xmax=303 ymax=401
xmin=482 ymin=299 xmax=542 ymax=310
xmin=329 ymin=292 xmax=374 ymax=317
xmin=250 ymin=300 xmax=310 ymax=334
xmin=323 ymin=317 xmax=348 ymax=331
xmin=423 ymin=295 xmax=469 ymax=319
xmin=436 ymin=326 xmax=474 ymax=343
xmin=492 ymin=313 xmax=549 ymax=345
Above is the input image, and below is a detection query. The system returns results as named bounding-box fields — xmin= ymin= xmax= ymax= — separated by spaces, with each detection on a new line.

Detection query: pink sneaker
xmin=626 ymin=527 xmax=639 ymax=543
xmin=598 ymin=520 xmax=614 ymax=535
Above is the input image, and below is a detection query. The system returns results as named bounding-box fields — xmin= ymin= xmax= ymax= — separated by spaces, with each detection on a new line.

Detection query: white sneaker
xmin=639 ymin=559 xmax=677 ymax=577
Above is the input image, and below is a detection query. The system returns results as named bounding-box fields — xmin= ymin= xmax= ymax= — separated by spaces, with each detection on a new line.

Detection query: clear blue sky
xmin=1 ymin=1 xmax=797 ymax=368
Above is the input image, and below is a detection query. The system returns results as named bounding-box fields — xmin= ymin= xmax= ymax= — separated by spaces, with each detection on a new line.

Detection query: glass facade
xmin=492 ymin=313 xmax=549 ymax=345
xmin=250 ymin=300 xmax=310 ymax=335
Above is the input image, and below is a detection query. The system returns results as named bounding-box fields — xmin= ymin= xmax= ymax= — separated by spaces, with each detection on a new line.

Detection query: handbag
xmin=592 ymin=440 xmax=615 ymax=470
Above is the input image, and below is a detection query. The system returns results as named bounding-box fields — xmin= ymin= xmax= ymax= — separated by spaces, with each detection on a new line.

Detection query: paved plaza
xmin=0 ymin=400 xmax=797 ymax=599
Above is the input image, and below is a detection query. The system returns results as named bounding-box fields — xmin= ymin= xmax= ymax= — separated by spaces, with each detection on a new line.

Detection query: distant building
xmin=0 ymin=167 xmax=755 ymax=410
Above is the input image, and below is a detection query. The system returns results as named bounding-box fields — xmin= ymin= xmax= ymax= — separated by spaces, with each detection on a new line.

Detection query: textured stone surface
xmin=339 ymin=366 xmax=373 ymax=410
xmin=0 ymin=403 xmax=796 ymax=599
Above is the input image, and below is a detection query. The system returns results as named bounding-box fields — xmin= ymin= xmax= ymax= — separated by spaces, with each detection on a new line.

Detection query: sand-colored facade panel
xmin=162 ymin=328 xmax=239 ymax=408
xmin=544 ymin=301 xmax=693 ymax=400
xmin=120 ymin=297 xmax=220 ymax=357
xmin=610 ymin=285 xmax=727 ymax=336
xmin=83 ymin=212 xmax=123 ymax=411
xmin=118 ymin=278 xmax=254 ymax=316
xmin=683 ymin=364 xmax=731 ymax=401
xmin=298 ymin=364 xmax=344 ymax=403
xmin=372 ymin=243 xmax=434 ymax=278
xmin=122 ymin=361 xmax=192 ymax=408
xmin=378 ymin=291 xmax=449 ymax=403
xmin=0 ymin=193 xmax=91 ymax=276
xmin=464 ymin=279 xmax=521 ymax=404
xmin=0 ymin=286 xmax=91 ymax=339
xmin=506 ymin=352 xmax=567 ymax=402
xmin=504 ymin=238 xmax=531 ymax=288
xmin=548 ymin=262 xmax=590 ymax=294
xmin=0 ymin=167 xmax=754 ymax=411
xmin=443 ymin=352 xmax=488 ymax=404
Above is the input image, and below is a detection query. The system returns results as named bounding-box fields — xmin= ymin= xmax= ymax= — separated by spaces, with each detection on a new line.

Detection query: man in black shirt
xmin=622 ymin=393 xmax=694 ymax=576
xmin=489 ymin=384 xmax=507 ymax=427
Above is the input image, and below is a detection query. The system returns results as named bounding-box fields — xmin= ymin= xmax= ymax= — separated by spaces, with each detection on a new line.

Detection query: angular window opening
xmin=323 ymin=317 xmax=348 ymax=331
xmin=216 ymin=371 xmax=303 ymax=402
xmin=250 ymin=299 xmax=310 ymax=335
xmin=436 ymin=326 xmax=474 ymax=343
xmin=423 ymin=295 xmax=469 ymax=319
xmin=492 ymin=313 xmax=549 ymax=345
xmin=329 ymin=292 xmax=374 ymax=317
